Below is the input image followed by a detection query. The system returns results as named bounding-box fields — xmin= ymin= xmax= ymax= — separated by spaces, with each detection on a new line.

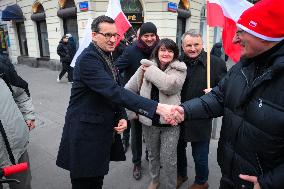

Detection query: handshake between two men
xmin=156 ymin=103 xmax=185 ymax=126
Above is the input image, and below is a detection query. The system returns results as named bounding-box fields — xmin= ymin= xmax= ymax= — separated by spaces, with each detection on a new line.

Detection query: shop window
xmin=31 ymin=2 xmax=50 ymax=57
xmin=121 ymin=0 xmax=143 ymax=39
xmin=121 ymin=0 xmax=143 ymax=13
xmin=37 ymin=21 xmax=50 ymax=57
xmin=16 ymin=22 xmax=28 ymax=56
xmin=200 ymin=5 xmax=207 ymax=47
xmin=63 ymin=18 xmax=79 ymax=49
xmin=0 ymin=26 xmax=8 ymax=53
xmin=58 ymin=0 xmax=79 ymax=49
xmin=176 ymin=0 xmax=191 ymax=52
xmin=176 ymin=18 xmax=186 ymax=53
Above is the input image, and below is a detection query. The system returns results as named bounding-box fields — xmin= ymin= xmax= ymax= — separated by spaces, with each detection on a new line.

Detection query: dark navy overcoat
xmin=56 ymin=43 xmax=157 ymax=178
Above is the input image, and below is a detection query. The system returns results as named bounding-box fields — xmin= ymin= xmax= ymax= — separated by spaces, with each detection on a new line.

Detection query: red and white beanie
xmin=237 ymin=0 xmax=284 ymax=41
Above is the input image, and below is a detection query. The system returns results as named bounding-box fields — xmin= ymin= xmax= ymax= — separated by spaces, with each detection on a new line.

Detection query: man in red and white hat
xmin=168 ymin=0 xmax=284 ymax=188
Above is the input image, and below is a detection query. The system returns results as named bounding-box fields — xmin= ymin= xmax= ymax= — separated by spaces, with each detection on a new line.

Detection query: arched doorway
xmin=57 ymin=0 xmax=79 ymax=49
xmin=31 ymin=2 xmax=50 ymax=57
xmin=121 ymin=0 xmax=143 ymax=40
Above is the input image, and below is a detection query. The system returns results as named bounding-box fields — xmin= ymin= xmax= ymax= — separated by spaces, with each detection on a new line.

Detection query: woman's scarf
xmin=136 ymin=35 xmax=160 ymax=57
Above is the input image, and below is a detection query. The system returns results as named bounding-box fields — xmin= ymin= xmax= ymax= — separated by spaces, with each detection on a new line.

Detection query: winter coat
xmin=67 ymin=37 xmax=77 ymax=60
xmin=182 ymin=41 xmax=284 ymax=189
xmin=125 ymin=59 xmax=187 ymax=126
xmin=180 ymin=51 xmax=227 ymax=141
xmin=211 ymin=42 xmax=228 ymax=61
xmin=0 ymin=79 xmax=30 ymax=167
xmin=115 ymin=42 xmax=152 ymax=85
xmin=56 ymin=43 xmax=158 ymax=178
xmin=57 ymin=40 xmax=71 ymax=63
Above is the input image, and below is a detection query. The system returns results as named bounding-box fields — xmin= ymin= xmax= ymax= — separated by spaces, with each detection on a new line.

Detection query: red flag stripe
xmin=114 ymin=12 xmax=131 ymax=46
xmin=207 ymin=2 xmax=224 ymax=27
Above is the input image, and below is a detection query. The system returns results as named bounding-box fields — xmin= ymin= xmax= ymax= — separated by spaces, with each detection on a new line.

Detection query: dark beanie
xmin=139 ymin=22 xmax=157 ymax=37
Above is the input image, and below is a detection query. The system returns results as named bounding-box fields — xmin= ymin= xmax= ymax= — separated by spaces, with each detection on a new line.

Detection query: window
xmin=16 ymin=22 xmax=28 ymax=56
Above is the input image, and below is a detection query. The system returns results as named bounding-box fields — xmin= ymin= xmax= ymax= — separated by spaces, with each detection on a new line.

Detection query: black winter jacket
xmin=115 ymin=42 xmax=152 ymax=85
xmin=182 ymin=41 xmax=284 ymax=189
xmin=57 ymin=40 xmax=71 ymax=63
xmin=180 ymin=51 xmax=227 ymax=141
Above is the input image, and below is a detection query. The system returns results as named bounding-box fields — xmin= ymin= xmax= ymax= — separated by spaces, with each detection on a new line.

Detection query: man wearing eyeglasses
xmin=56 ymin=15 xmax=173 ymax=189
xmin=170 ymin=0 xmax=284 ymax=188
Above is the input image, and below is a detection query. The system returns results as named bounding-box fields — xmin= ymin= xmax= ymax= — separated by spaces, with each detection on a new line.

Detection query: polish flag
xmin=207 ymin=0 xmax=253 ymax=62
xmin=105 ymin=0 xmax=131 ymax=46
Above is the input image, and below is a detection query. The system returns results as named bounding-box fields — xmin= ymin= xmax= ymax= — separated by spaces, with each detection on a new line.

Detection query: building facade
xmin=0 ymin=0 xmax=209 ymax=69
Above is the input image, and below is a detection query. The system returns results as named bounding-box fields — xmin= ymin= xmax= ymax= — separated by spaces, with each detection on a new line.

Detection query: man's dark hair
xmin=151 ymin=38 xmax=179 ymax=63
xmin=91 ymin=15 xmax=115 ymax=32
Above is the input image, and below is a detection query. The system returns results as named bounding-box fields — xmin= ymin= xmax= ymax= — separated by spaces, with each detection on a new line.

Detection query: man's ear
xmin=92 ymin=32 xmax=97 ymax=41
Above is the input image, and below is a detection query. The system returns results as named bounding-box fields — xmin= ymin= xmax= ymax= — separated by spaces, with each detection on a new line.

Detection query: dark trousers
xmin=177 ymin=139 xmax=210 ymax=184
xmin=130 ymin=119 xmax=142 ymax=166
xmin=71 ymin=176 xmax=104 ymax=189
xmin=59 ymin=62 xmax=73 ymax=82
xmin=122 ymin=120 xmax=131 ymax=144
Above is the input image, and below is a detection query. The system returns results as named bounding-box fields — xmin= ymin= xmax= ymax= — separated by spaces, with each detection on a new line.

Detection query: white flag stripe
xmin=209 ymin=0 xmax=253 ymax=21
xmin=70 ymin=18 xmax=93 ymax=67
xmin=105 ymin=0 xmax=121 ymax=18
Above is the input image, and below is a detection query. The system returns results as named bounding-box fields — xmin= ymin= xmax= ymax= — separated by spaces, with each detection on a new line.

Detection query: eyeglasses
xmin=97 ymin=32 xmax=120 ymax=40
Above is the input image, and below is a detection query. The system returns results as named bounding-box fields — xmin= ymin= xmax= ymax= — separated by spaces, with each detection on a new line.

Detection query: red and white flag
xmin=105 ymin=0 xmax=131 ymax=46
xmin=207 ymin=0 xmax=253 ymax=62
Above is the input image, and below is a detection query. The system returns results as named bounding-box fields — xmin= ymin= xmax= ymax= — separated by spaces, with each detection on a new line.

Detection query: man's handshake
xmin=156 ymin=103 xmax=185 ymax=126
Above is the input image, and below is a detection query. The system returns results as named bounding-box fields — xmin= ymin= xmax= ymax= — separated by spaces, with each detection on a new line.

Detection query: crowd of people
xmin=0 ymin=0 xmax=283 ymax=189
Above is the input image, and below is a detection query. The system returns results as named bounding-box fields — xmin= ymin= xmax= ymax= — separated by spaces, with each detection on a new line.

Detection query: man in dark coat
xmin=115 ymin=22 xmax=159 ymax=180
xmin=56 ymin=16 xmax=171 ymax=189
xmin=210 ymin=41 xmax=228 ymax=62
xmin=176 ymin=30 xmax=227 ymax=189
xmin=171 ymin=0 xmax=284 ymax=188
xmin=57 ymin=34 xmax=75 ymax=83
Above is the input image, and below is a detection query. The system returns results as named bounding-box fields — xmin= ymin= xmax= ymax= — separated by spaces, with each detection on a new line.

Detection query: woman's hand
xmin=26 ymin=120 xmax=36 ymax=131
xmin=203 ymin=88 xmax=212 ymax=94
xmin=114 ymin=119 xmax=127 ymax=134
xmin=239 ymin=174 xmax=261 ymax=189
xmin=141 ymin=65 xmax=149 ymax=71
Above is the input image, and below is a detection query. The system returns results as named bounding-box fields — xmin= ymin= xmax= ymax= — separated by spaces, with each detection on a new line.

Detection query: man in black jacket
xmin=57 ymin=34 xmax=76 ymax=83
xmin=171 ymin=0 xmax=284 ymax=188
xmin=210 ymin=41 xmax=228 ymax=62
xmin=115 ymin=22 xmax=159 ymax=180
xmin=176 ymin=30 xmax=227 ymax=189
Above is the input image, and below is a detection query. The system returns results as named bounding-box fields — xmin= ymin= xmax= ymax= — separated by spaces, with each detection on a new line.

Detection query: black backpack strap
xmin=0 ymin=73 xmax=13 ymax=94
xmin=0 ymin=120 xmax=16 ymax=165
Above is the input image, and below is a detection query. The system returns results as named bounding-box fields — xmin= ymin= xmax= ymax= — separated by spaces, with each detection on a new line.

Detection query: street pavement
xmin=10 ymin=64 xmax=222 ymax=189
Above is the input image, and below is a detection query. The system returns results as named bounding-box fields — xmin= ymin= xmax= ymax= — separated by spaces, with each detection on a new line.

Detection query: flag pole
xmin=206 ymin=1 xmax=211 ymax=89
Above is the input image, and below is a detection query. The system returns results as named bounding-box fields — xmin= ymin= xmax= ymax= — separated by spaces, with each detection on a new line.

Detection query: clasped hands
xmin=156 ymin=103 xmax=185 ymax=126
xmin=114 ymin=119 xmax=127 ymax=134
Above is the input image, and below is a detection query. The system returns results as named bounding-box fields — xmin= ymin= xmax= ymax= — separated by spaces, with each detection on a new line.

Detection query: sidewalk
xmin=12 ymin=64 xmax=221 ymax=189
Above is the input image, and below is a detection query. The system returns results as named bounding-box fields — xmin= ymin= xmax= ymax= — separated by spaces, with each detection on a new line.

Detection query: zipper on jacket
xmin=241 ymin=68 xmax=271 ymax=87
xmin=255 ymin=153 xmax=264 ymax=175
xmin=258 ymin=99 xmax=263 ymax=108
xmin=241 ymin=69 xmax=249 ymax=85
xmin=252 ymin=70 xmax=271 ymax=87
